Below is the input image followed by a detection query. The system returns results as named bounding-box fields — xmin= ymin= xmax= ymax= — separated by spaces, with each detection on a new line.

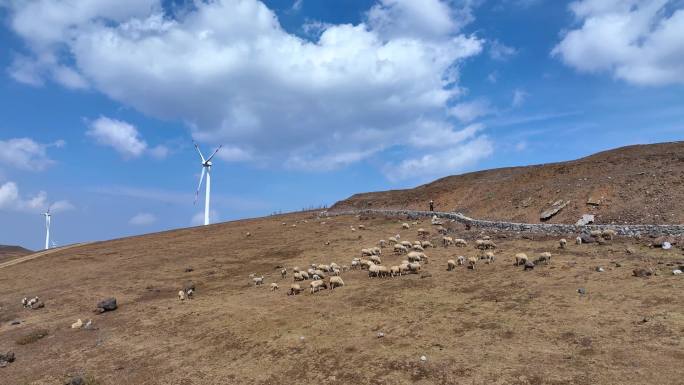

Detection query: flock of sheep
xmin=231 ymin=216 xmax=612 ymax=297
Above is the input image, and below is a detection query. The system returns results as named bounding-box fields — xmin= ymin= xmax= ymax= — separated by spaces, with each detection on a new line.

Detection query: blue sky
xmin=1 ymin=0 xmax=683 ymax=250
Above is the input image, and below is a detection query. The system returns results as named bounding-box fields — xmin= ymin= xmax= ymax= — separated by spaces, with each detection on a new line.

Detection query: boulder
xmin=586 ymin=197 xmax=601 ymax=206
xmin=524 ymin=262 xmax=535 ymax=271
xmin=580 ymin=234 xmax=595 ymax=244
xmin=0 ymin=351 xmax=15 ymax=367
xmin=632 ymin=268 xmax=653 ymax=277
xmin=576 ymin=214 xmax=595 ymax=226
xmin=540 ymin=200 xmax=569 ymax=221
xmin=64 ymin=376 xmax=85 ymax=385
xmin=30 ymin=301 xmax=45 ymax=310
xmin=95 ymin=298 xmax=117 ymax=313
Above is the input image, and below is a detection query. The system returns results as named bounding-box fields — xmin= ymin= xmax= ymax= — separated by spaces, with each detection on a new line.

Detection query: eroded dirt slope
xmin=332 ymin=141 xmax=684 ymax=224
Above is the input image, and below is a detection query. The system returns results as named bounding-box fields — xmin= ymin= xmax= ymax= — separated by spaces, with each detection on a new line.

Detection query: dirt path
xmin=0 ymin=243 xmax=89 ymax=269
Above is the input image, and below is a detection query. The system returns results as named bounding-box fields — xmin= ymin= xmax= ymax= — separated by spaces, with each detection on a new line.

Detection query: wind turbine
xmin=42 ymin=206 xmax=52 ymax=250
xmin=194 ymin=142 xmax=222 ymax=226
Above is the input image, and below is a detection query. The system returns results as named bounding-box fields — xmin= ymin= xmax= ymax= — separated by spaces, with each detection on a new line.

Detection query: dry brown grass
xmin=0 ymin=212 xmax=683 ymax=384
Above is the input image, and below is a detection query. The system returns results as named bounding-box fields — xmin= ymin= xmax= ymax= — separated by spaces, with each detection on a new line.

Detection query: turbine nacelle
xmin=193 ymin=142 xmax=222 ymax=226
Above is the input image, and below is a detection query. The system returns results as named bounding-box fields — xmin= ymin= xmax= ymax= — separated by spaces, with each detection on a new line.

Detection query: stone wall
xmin=323 ymin=209 xmax=684 ymax=237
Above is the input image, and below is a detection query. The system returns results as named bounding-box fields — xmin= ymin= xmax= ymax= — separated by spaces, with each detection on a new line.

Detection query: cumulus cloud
xmin=553 ymin=0 xmax=684 ymax=85
xmin=0 ymin=181 xmax=73 ymax=212
xmin=449 ymin=100 xmax=494 ymax=123
xmin=129 ymin=212 xmax=157 ymax=225
xmin=386 ymin=136 xmax=494 ymax=182
xmin=86 ymin=117 xmax=168 ymax=159
xmin=0 ymin=137 xmax=64 ymax=171
xmin=4 ymin=0 xmax=491 ymax=174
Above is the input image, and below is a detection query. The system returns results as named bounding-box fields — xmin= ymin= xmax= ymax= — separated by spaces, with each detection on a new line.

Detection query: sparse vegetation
xmin=15 ymin=328 xmax=48 ymax=345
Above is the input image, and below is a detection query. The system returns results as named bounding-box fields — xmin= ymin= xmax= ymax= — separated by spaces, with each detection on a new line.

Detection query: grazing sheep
xmin=281 ymin=269 xmax=287 ymax=278
xmin=534 ymin=252 xmax=552 ymax=265
xmin=454 ymin=239 xmax=467 ymax=247
xmin=457 ymin=256 xmax=466 ymax=265
xmin=590 ymin=230 xmax=602 ymax=238
xmin=351 ymin=260 xmax=360 ymax=270
xmin=301 ymin=271 xmax=311 ymax=280
xmin=602 ymin=229 xmax=617 ymax=240
xmin=399 ymin=263 xmax=410 ymax=275
xmin=390 ymin=265 xmax=401 ymax=277
xmin=71 ymin=319 xmax=83 ymax=329
xmin=402 ymin=223 xmax=410 ymax=229
xmin=293 ymin=272 xmax=304 ymax=281
xmin=417 ymin=228 xmax=429 ymax=238
xmin=23 ymin=296 xmax=40 ymax=309
xmin=480 ymin=251 xmax=495 ymax=264
xmin=394 ymin=244 xmax=408 ymax=254
xmin=407 ymin=251 xmax=425 ymax=263
xmin=310 ymin=280 xmax=328 ymax=294
xmin=248 ymin=273 xmax=256 ymax=278
xmin=421 ymin=241 xmax=434 ymax=248
xmin=442 ymin=236 xmax=454 ymax=247
xmin=447 ymin=259 xmax=456 ymax=271
xmin=329 ymin=276 xmax=345 ymax=289
xmin=379 ymin=240 xmax=387 ymax=248
xmin=288 ymin=284 xmax=304 ymax=295
xmin=408 ymin=262 xmax=421 ymax=273
xmin=368 ymin=264 xmax=381 ymax=278
xmin=514 ymin=253 xmax=528 ymax=266
xmin=361 ymin=248 xmax=373 ymax=257
xmin=378 ymin=265 xmax=390 ymax=277
xmin=575 ymin=236 xmax=582 ymax=245
xmin=559 ymin=239 xmax=567 ymax=249
xmin=318 ymin=264 xmax=331 ymax=272
xmin=342 ymin=265 xmax=349 ymax=272
xmin=245 ymin=232 xmax=251 ymax=237
xmin=178 ymin=290 xmax=187 ymax=301
xmin=358 ymin=225 xmax=366 ymax=230
xmin=369 ymin=255 xmax=382 ymax=265
xmin=331 ymin=268 xmax=341 ymax=276
xmin=371 ymin=247 xmax=382 ymax=255
xmin=270 ymin=283 xmax=279 ymax=291
xmin=253 ymin=276 xmax=265 ymax=286
xmin=475 ymin=239 xmax=497 ymax=250
xmin=312 ymin=274 xmax=321 ymax=281
xmin=330 ymin=262 xmax=340 ymax=270
xmin=293 ymin=267 xmax=300 ymax=273
xmin=400 ymin=240 xmax=412 ymax=248
xmin=388 ymin=237 xmax=398 ymax=245
xmin=313 ymin=270 xmax=326 ymax=279
xmin=467 ymin=256 xmax=477 ymax=269
xmin=361 ymin=259 xmax=374 ymax=270
xmin=412 ymin=244 xmax=425 ymax=252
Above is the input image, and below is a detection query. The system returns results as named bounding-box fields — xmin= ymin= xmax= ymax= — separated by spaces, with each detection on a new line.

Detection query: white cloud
xmin=291 ymin=0 xmax=303 ymax=12
xmin=191 ymin=210 xmax=219 ymax=226
xmin=408 ymin=122 xmax=484 ymax=148
xmin=512 ymin=89 xmax=528 ymax=107
xmin=87 ymin=117 xmax=147 ymax=158
xmin=0 ymin=137 xmax=64 ymax=171
xmin=129 ymin=212 xmax=157 ymax=225
xmin=553 ymin=0 xmax=684 ymax=85
xmin=3 ymin=0 xmax=488 ymax=173
xmin=489 ymin=39 xmax=517 ymax=60
xmin=386 ymin=136 xmax=494 ymax=182
xmin=0 ymin=181 xmax=73 ymax=213
xmin=86 ymin=116 xmax=168 ymax=159
xmin=487 ymin=71 xmax=498 ymax=83
xmin=515 ymin=140 xmax=527 ymax=151
xmin=449 ymin=99 xmax=494 ymax=122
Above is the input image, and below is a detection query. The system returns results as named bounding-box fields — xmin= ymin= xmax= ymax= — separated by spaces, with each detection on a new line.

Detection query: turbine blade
xmin=206 ymin=144 xmax=223 ymax=162
xmin=194 ymin=167 xmax=206 ymax=205
xmin=193 ymin=141 xmax=206 ymax=163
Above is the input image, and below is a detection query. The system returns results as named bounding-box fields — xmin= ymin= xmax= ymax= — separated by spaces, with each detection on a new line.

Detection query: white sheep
xmin=421 ymin=241 xmax=434 ymax=248
xmin=447 ymin=259 xmax=456 ymax=271
xmin=467 ymin=256 xmax=478 ymax=269
xmin=457 ymin=256 xmax=466 ymax=265
xmin=178 ymin=290 xmax=187 ymax=301
xmin=402 ymin=223 xmax=410 ymax=229
xmin=575 ymin=236 xmax=582 ymax=245
xmin=475 ymin=240 xmax=497 ymax=250
xmin=400 ymin=240 xmax=412 ymax=248
xmin=310 ymin=280 xmax=328 ymax=294
xmin=358 ymin=225 xmax=366 ymax=230
xmin=312 ymin=274 xmax=321 ymax=281
xmin=388 ymin=237 xmax=398 ymax=245
xmin=329 ymin=276 xmax=345 ymax=289
xmin=454 ymin=239 xmax=467 ymax=247
xmin=534 ymin=252 xmax=552 ymax=265
xmin=393 ymin=244 xmax=408 ymax=254
xmin=514 ymin=253 xmax=528 ymax=266
xmin=368 ymin=264 xmax=380 ymax=278
xmin=443 ymin=236 xmax=454 ymax=247
xmin=293 ymin=272 xmax=304 ymax=281
xmin=559 ymin=239 xmax=567 ymax=249
xmin=407 ymin=251 xmax=425 ymax=263
xmin=253 ymin=276 xmax=265 ymax=286
xmin=270 ymin=283 xmax=280 ymax=291
xmin=281 ymin=268 xmax=287 ymax=278
xmin=412 ymin=244 xmax=425 ymax=252
xmin=417 ymin=228 xmax=429 ymax=237
xmin=408 ymin=262 xmax=421 ymax=273
xmin=601 ymin=229 xmax=617 ymax=240
xmin=351 ymin=260 xmax=359 ymax=270
xmin=288 ymin=284 xmax=303 ymax=295
xmin=390 ymin=265 xmax=400 ymax=277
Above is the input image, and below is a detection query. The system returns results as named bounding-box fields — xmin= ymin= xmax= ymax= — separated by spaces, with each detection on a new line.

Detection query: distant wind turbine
xmin=193 ymin=142 xmax=222 ymax=226
xmin=42 ymin=206 xmax=52 ymax=250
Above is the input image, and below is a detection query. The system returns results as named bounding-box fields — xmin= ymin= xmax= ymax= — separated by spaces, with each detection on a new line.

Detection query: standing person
xmin=429 ymin=200 xmax=434 ymax=212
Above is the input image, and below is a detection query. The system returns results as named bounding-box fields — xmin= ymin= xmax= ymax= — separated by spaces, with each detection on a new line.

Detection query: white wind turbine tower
xmin=42 ymin=206 xmax=52 ymax=250
xmin=194 ymin=142 xmax=222 ymax=226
